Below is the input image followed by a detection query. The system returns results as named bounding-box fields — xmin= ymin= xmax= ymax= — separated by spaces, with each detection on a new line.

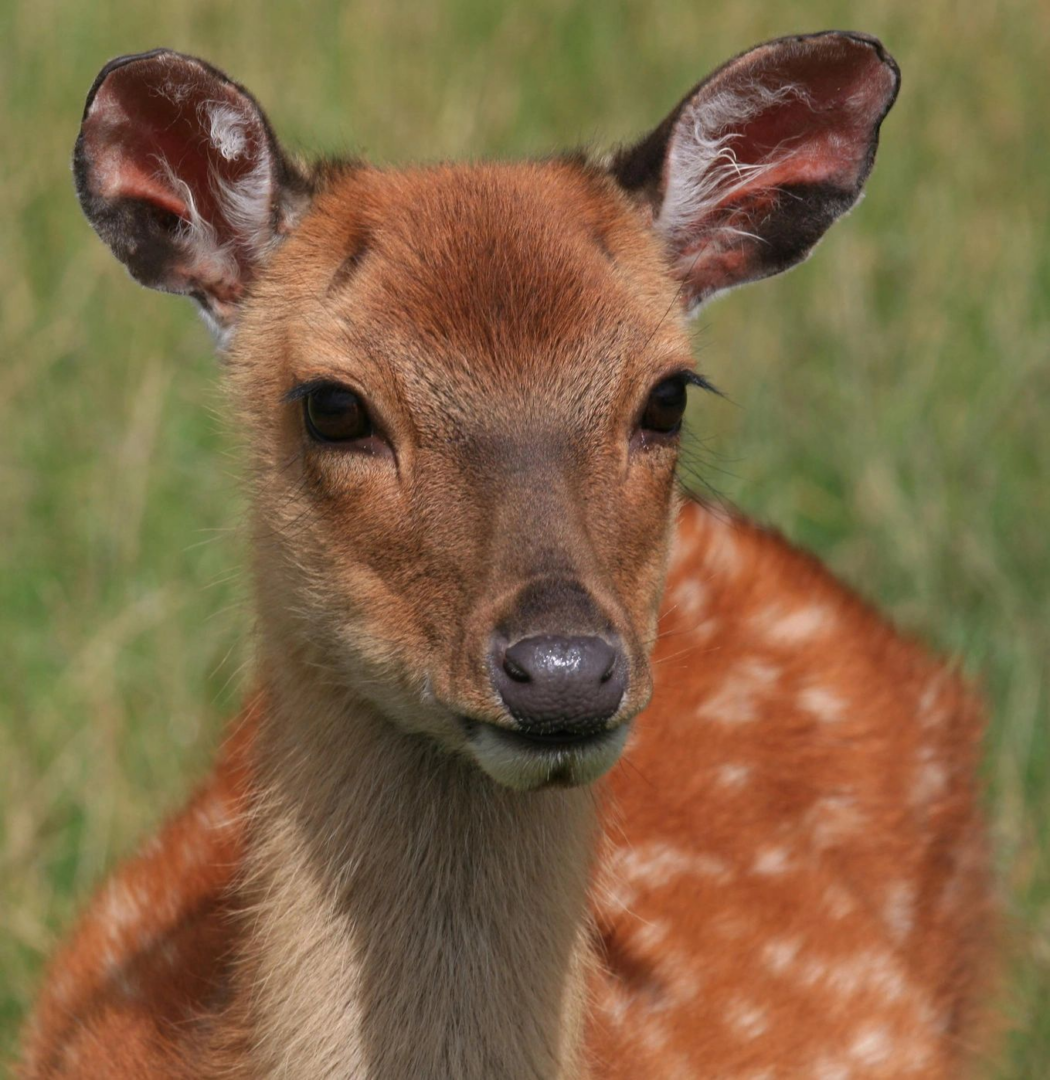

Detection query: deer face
xmin=74 ymin=37 xmax=898 ymax=788
xmin=231 ymin=162 xmax=693 ymax=787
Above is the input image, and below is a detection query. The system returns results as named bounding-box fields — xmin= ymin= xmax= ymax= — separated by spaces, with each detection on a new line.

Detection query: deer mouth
xmin=500 ymin=726 xmax=612 ymax=748
xmin=461 ymin=719 xmax=631 ymax=790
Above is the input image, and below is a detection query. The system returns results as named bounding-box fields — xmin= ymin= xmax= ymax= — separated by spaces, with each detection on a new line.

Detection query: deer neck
xmin=236 ymin=652 xmax=599 ymax=1080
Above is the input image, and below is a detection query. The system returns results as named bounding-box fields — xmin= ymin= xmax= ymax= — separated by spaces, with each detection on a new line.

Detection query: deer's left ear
xmin=611 ymin=31 xmax=900 ymax=312
xmin=74 ymin=50 xmax=310 ymax=344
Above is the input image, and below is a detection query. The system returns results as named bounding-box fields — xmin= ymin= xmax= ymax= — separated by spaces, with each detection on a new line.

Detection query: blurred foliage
xmin=1 ymin=0 xmax=1047 ymax=1072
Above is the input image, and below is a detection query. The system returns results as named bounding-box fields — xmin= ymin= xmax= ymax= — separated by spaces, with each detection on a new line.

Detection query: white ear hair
xmin=200 ymin=100 xmax=277 ymax=254
xmin=74 ymin=50 xmax=310 ymax=349
xmin=148 ymin=98 xmax=279 ymax=346
xmin=657 ymin=81 xmax=808 ymax=251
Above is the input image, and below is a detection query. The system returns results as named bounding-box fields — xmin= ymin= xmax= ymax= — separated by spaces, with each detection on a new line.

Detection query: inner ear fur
xmin=611 ymin=31 xmax=900 ymax=310
xmin=74 ymin=49 xmax=309 ymax=340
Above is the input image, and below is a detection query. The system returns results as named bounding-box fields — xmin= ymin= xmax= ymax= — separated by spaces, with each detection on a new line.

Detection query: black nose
xmin=491 ymin=635 xmax=626 ymax=736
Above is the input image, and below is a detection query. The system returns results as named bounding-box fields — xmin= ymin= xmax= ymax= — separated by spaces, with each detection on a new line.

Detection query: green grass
xmin=1 ymin=0 xmax=1047 ymax=1072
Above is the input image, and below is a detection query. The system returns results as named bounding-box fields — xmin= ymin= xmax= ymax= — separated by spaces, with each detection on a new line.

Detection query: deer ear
xmin=74 ymin=49 xmax=309 ymax=344
xmin=612 ymin=31 xmax=900 ymax=312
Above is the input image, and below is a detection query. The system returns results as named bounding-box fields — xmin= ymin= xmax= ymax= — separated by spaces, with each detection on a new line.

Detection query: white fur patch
xmin=603 ymin=841 xmax=732 ymax=912
xmin=715 ymin=762 xmax=752 ymax=789
xmin=798 ymin=685 xmax=846 ymax=724
xmin=883 ymin=880 xmax=916 ymax=942
xmin=673 ymin=576 xmax=709 ymax=620
xmin=751 ymin=845 xmax=791 ymax=876
xmin=917 ymin=671 xmax=950 ymax=728
xmin=763 ymin=936 xmax=801 ymax=974
xmin=910 ymin=747 xmax=949 ymax=807
xmin=808 ymin=795 xmax=863 ymax=850
xmin=697 ymin=658 xmax=780 ymax=724
xmin=755 ymin=603 xmax=833 ymax=645
xmin=702 ymin=518 xmax=742 ymax=578
xmin=725 ymin=997 xmax=769 ymax=1040
xmin=849 ymin=1024 xmax=892 ymax=1067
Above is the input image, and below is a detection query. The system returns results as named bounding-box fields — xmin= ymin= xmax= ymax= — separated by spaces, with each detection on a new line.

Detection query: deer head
xmin=74 ymin=34 xmax=898 ymax=790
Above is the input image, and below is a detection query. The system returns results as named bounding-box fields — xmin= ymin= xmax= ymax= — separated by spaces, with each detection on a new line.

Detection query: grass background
xmin=1 ymin=0 xmax=1047 ymax=1072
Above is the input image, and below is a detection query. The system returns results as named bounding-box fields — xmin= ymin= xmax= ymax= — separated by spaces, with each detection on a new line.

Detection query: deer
xmin=19 ymin=31 xmax=996 ymax=1079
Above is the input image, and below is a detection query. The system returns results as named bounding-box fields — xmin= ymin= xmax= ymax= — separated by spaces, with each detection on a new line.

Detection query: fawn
xmin=20 ymin=31 xmax=995 ymax=1079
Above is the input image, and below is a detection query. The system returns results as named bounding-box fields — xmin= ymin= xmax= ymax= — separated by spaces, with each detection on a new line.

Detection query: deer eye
xmin=304 ymin=384 xmax=372 ymax=443
xmin=640 ymin=375 xmax=688 ymax=436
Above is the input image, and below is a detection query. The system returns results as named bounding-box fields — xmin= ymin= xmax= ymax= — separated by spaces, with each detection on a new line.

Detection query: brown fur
xmin=22 ymin=37 xmax=995 ymax=1079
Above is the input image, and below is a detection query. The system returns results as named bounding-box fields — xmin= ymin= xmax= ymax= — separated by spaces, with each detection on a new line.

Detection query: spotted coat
xmin=20 ymin=501 xmax=995 ymax=1079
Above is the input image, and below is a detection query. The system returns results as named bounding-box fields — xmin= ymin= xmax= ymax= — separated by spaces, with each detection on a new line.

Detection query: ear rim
xmin=610 ymin=30 xmax=901 ymax=308
xmin=72 ymin=48 xmax=311 ymax=341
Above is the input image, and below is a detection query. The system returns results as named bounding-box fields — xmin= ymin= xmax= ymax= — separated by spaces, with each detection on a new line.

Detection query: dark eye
xmin=640 ymin=376 xmax=688 ymax=436
xmin=304 ymin=384 xmax=372 ymax=443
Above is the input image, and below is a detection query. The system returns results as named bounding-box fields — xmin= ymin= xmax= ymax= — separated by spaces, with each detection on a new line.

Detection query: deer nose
xmin=491 ymin=635 xmax=626 ymax=736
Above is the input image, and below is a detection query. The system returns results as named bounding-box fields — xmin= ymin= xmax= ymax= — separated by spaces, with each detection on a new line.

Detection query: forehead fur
xmin=240 ymin=159 xmax=689 ymax=414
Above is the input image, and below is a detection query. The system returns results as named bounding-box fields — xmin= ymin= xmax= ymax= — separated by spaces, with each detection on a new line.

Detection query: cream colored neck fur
xmin=236 ymin=653 xmax=599 ymax=1079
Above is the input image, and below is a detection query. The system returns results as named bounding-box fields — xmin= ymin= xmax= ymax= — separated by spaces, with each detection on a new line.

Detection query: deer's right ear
xmin=74 ymin=50 xmax=309 ymax=344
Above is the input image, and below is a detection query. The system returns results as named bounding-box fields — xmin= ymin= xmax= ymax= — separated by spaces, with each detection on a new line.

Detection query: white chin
xmin=466 ymin=724 xmax=631 ymax=790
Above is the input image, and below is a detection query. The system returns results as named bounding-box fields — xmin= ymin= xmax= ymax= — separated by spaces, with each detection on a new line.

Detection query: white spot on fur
xmin=666 ymin=960 xmax=703 ymax=1005
xmin=752 ymin=846 xmax=790 ymax=875
xmin=602 ymin=983 xmax=632 ymax=1026
xmin=849 ymin=1024 xmax=892 ymax=1067
xmin=639 ymin=1019 xmax=669 ymax=1053
xmin=703 ymin=519 xmax=743 ymax=578
xmin=603 ymin=842 xmax=733 ymax=911
xmin=911 ymin=748 xmax=949 ymax=806
xmin=633 ymin=918 xmax=670 ymax=951
xmin=698 ymin=658 xmax=780 ymax=723
xmin=798 ymin=685 xmax=846 ymax=723
xmin=918 ymin=671 xmax=950 ymax=727
xmin=102 ymin=880 xmax=145 ymax=931
xmin=726 ymin=997 xmax=768 ymax=1039
xmin=798 ymin=949 xmax=909 ymax=1005
xmin=763 ymin=936 xmax=801 ymax=974
xmin=195 ymin=793 xmax=235 ymax=833
xmin=673 ymin=577 xmax=708 ymax=619
xmin=808 ymin=796 xmax=863 ymax=850
xmin=715 ymin=762 xmax=752 ymax=789
xmin=883 ymin=880 xmax=916 ymax=942
xmin=755 ymin=603 xmax=833 ymax=644
xmin=691 ymin=616 xmax=722 ymax=642
xmin=50 ymin=972 xmax=76 ymax=1005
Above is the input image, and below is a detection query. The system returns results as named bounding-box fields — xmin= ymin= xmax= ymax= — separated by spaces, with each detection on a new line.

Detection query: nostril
xmin=503 ymin=653 xmax=531 ymax=683
xmin=600 ymin=654 xmax=616 ymax=683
